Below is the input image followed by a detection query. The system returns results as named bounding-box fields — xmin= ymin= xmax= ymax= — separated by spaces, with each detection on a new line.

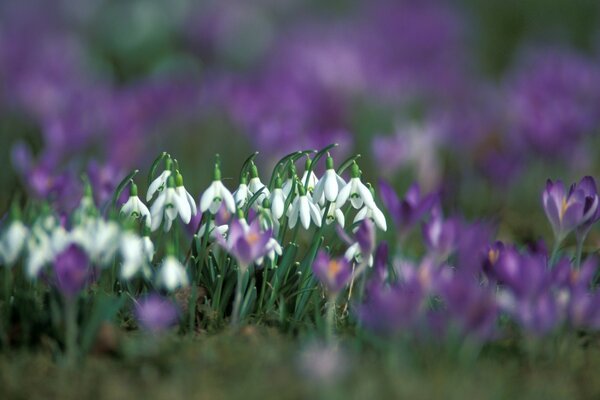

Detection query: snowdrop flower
xmin=156 ymin=255 xmax=189 ymax=291
xmin=151 ymin=176 xmax=191 ymax=232
xmin=0 ymin=220 xmax=28 ymax=266
xmin=257 ymin=238 xmax=283 ymax=266
xmin=71 ymin=219 xmax=121 ymax=266
xmin=313 ymin=155 xmax=346 ymax=205
xmin=248 ymin=163 xmax=270 ymax=204
xmin=322 ymin=202 xmax=345 ymax=227
xmin=287 ymin=184 xmax=322 ymax=230
xmin=120 ymin=232 xmax=151 ymax=280
xmin=282 ymin=163 xmax=299 ymax=198
xmin=300 ymin=158 xmax=319 ymax=193
xmin=344 ymin=243 xmax=374 ymax=267
xmin=200 ymin=164 xmax=236 ymax=214
xmin=174 ymin=171 xmax=197 ymax=222
xmin=354 ymin=205 xmax=387 ymax=232
xmin=25 ymin=228 xmax=54 ymax=278
xmin=233 ymin=175 xmax=251 ymax=207
xmin=142 ymin=233 xmax=155 ymax=263
xmin=337 ymin=162 xmax=376 ymax=210
xmin=198 ymin=220 xmax=229 ymax=239
xmin=120 ymin=182 xmax=151 ymax=227
xmin=146 ymin=158 xmax=173 ymax=202
xmin=270 ymin=176 xmax=285 ymax=220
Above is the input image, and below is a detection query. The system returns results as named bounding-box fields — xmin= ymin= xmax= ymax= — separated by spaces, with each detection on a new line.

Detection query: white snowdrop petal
xmin=299 ymin=197 xmax=311 ymax=229
xmin=336 ymin=182 xmax=352 ymax=208
xmin=200 ymin=182 xmax=217 ymax=212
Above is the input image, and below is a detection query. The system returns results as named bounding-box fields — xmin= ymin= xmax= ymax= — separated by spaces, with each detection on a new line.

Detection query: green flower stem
xmin=325 ymin=295 xmax=337 ymax=342
xmin=64 ymin=299 xmax=79 ymax=367
xmin=231 ymin=265 xmax=247 ymax=327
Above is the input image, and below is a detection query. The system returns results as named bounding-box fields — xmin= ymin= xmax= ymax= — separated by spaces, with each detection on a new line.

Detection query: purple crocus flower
xmin=216 ymin=217 xmax=272 ymax=267
xmin=135 ymin=294 xmax=180 ymax=334
xmin=493 ymin=248 xmax=560 ymax=335
xmin=422 ymin=206 xmax=459 ymax=259
xmin=354 ymin=218 xmax=376 ymax=256
xmin=574 ymin=176 xmax=600 ymax=240
xmin=380 ymin=181 xmax=436 ymax=236
xmin=312 ymin=251 xmax=352 ymax=295
xmin=543 ymin=178 xmax=599 ymax=242
xmin=436 ymin=273 xmax=498 ymax=340
xmin=53 ymin=244 xmax=90 ymax=299
xmin=357 ymin=280 xmax=423 ymax=336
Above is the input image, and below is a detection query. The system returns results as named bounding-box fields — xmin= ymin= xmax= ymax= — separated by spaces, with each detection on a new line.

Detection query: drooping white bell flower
xmin=287 ymin=184 xmax=322 ymax=230
xmin=312 ymin=155 xmax=346 ymax=205
xmin=150 ymin=176 xmax=192 ymax=232
xmin=344 ymin=242 xmax=374 ymax=267
xmin=156 ymin=255 xmax=189 ymax=291
xmin=247 ymin=163 xmax=270 ymax=205
xmin=120 ymin=232 xmax=151 ymax=280
xmin=147 ymin=169 xmax=172 ymax=202
xmin=322 ymin=202 xmax=345 ymax=227
xmin=233 ymin=175 xmax=251 ymax=208
xmin=142 ymin=234 xmax=155 ymax=263
xmin=336 ymin=162 xmax=376 ymax=210
xmin=300 ymin=158 xmax=319 ymax=193
xmin=0 ymin=220 xmax=28 ymax=266
xmin=174 ymin=171 xmax=197 ymax=224
xmin=256 ymin=237 xmax=283 ymax=266
xmin=120 ymin=182 xmax=151 ymax=227
xmin=25 ymin=224 xmax=54 ymax=278
xmin=270 ymin=175 xmax=285 ymax=220
xmin=200 ymin=164 xmax=236 ymax=214
xmin=71 ymin=218 xmax=121 ymax=266
xmin=354 ymin=205 xmax=387 ymax=232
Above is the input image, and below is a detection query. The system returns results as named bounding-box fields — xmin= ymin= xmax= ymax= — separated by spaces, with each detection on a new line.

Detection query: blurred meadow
xmin=2 ymin=0 xmax=600 ymax=398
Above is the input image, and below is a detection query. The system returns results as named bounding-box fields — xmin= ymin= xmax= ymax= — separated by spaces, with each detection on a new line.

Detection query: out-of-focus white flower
xmin=156 ymin=256 xmax=189 ymax=291
xmin=257 ymin=237 xmax=283 ymax=266
xmin=71 ymin=219 xmax=121 ymax=267
xmin=0 ymin=220 xmax=28 ymax=266
xmin=120 ymin=232 xmax=151 ymax=280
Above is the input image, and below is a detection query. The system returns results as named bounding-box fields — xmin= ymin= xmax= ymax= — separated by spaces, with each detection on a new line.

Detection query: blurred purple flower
xmin=506 ymin=48 xmax=600 ymax=158
xmin=312 ymin=251 xmax=352 ymax=295
xmin=135 ymin=294 xmax=180 ymax=334
xmin=54 ymin=244 xmax=90 ymax=299
xmin=422 ymin=206 xmax=459 ymax=259
xmin=216 ymin=218 xmax=272 ymax=267
xmin=379 ymin=181 xmax=437 ymax=235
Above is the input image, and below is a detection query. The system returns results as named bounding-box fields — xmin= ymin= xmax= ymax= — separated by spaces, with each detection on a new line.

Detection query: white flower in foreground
xmin=200 ymin=165 xmax=236 ymax=214
xmin=313 ymin=155 xmax=346 ymax=205
xmin=71 ymin=219 xmax=120 ymax=266
xmin=322 ymin=203 xmax=345 ymax=227
xmin=344 ymin=242 xmax=374 ymax=267
xmin=142 ymin=235 xmax=155 ymax=263
xmin=269 ymin=174 xmax=286 ymax=220
xmin=151 ymin=176 xmax=192 ymax=232
xmin=25 ymin=225 xmax=54 ymax=278
xmin=336 ymin=162 xmax=376 ymax=210
xmin=287 ymin=185 xmax=322 ymax=230
xmin=198 ymin=221 xmax=229 ymax=239
xmin=174 ymin=171 xmax=197 ymax=223
xmin=248 ymin=163 xmax=270 ymax=204
xmin=156 ymin=255 xmax=189 ymax=291
xmin=300 ymin=158 xmax=319 ymax=193
xmin=120 ymin=182 xmax=151 ymax=227
xmin=146 ymin=169 xmax=172 ymax=202
xmin=0 ymin=220 xmax=28 ymax=266
xmin=354 ymin=205 xmax=387 ymax=232
xmin=257 ymin=238 xmax=283 ymax=266
xmin=120 ymin=232 xmax=152 ymax=280
xmin=233 ymin=176 xmax=251 ymax=207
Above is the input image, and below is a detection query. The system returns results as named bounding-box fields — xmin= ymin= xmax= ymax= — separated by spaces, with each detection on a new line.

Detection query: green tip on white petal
xmin=351 ymin=162 xmax=361 ymax=178
xmin=275 ymin=174 xmax=283 ymax=189
xmin=304 ymin=157 xmax=312 ymax=170
xmin=175 ymin=171 xmax=184 ymax=187
xmin=240 ymin=173 xmax=248 ymax=185
xmin=236 ymin=208 xmax=245 ymax=219
xmin=326 ymin=154 xmax=334 ymax=170
xmin=130 ymin=181 xmax=138 ymax=196
xmin=167 ymin=176 xmax=176 ymax=188
xmin=213 ymin=163 xmax=222 ymax=181
xmin=250 ymin=162 xmax=259 ymax=178
xmin=297 ymin=181 xmax=307 ymax=196
xmin=165 ymin=157 xmax=173 ymax=171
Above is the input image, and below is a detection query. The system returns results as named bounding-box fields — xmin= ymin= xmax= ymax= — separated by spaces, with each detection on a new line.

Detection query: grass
xmin=2 ymin=327 xmax=600 ymax=399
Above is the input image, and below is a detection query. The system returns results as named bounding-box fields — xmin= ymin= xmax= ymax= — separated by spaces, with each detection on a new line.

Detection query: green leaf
xmin=80 ymin=294 xmax=126 ymax=356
